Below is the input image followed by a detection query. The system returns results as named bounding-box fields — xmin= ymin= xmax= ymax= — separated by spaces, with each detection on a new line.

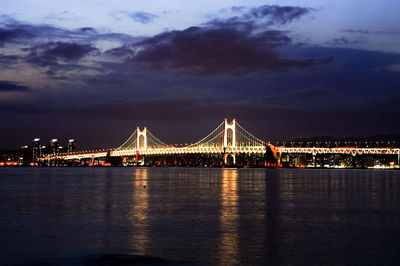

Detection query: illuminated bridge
xmin=42 ymin=119 xmax=400 ymax=167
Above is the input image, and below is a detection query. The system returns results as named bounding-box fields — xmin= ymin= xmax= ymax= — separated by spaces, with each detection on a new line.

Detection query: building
xmin=67 ymin=139 xmax=76 ymax=153
xmin=32 ymin=138 xmax=41 ymax=162
xmin=50 ymin=139 xmax=59 ymax=155
xmin=0 ymin=149 xmax=22 ymax=166
xmin=21 ymin=145 xmax=32 ymax=166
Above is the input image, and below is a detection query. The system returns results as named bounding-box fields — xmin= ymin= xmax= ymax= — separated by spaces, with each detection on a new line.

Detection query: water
xmin=0 ymin=168 xmax=399 ymax=265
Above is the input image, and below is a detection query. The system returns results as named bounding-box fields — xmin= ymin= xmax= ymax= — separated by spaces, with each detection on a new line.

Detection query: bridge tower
xmin=223 ymin=118 xmax=236 ymax=147
xmin=223 ymin=119 xmax=236 ymax=165
xmin=136 ymin=127 xmax=147 ymax=150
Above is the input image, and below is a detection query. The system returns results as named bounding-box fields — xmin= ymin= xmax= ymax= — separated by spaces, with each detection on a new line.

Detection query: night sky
xmin=1 ymin=0 xmax=399 ymax=149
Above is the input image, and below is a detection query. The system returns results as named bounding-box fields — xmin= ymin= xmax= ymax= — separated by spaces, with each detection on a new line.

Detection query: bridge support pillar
xmin=223 ymin=153 xmax=236 ymax=166
xmin=313 ymin=153 xmax=317 ymax=168
xmin=223 ymin=119 xmax=236 ymax=147
xmin=351 ymin=153 xmax=357 ymax=168
xmin=136 ymin=127 xmax=147 ymax=150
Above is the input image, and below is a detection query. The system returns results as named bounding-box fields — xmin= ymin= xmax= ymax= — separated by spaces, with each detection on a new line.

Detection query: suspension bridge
xmin=42 ymin=119 xmax=400 ymax=167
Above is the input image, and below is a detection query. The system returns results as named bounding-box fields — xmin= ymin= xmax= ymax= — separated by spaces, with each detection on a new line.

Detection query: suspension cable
xmin=117 ymin=129 xmax=138 ymax=150
xmin=147 ymin=130 xmax=170 ymax=147
xmin=187 ymin=121 xmax=225 ymax=147
xmin=236 ymin=122 xmax=266 ymax=145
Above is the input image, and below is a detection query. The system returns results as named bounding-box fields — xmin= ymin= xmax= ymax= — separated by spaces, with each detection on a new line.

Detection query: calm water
xmin=0 ymin=168 xmax=399 ymax=265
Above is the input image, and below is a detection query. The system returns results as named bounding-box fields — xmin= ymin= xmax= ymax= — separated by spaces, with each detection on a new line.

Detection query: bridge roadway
xmin=44 ymin=146 xmax=400 ymax=161
xmin=275 ymin=147 xmax=400 ymax=155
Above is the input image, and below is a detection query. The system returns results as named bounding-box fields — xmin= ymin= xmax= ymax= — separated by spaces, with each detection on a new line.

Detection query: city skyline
xmin=1 ymin=1 xmax=400 ymax=149
xmin=14 ymin=118 xmax=398 ymax=169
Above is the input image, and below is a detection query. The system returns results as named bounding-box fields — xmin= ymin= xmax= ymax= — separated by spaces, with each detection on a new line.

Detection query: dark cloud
xmin=249 ymin=5 xmax=310 ymax=25
xmin=25 ymin=42 xmax=98 ymax=68
xmin=210 ymin=5 xmax=310 ymax=30
xmin=0 ymin=26 xmax=35 ymax=45
xmin=0 ymin=54 xmax=19 ymax=68
xmin=0 ymin=81 xmax=30 ymax=92
xmin=129 ymin=26 xmax=330 ymax=75
xmin=105 ymin=45 xmax=134 ymax=57
xmin=15 ymin=41 xmax=102 ymax=81
xmin=45 ymin=42 xmax=98 ymax=60
xmin=328 ymin=37 xmax=362 ymax=46
xmin=96 ymin=32 xmax=141 ymax=43
xmin=112 ymin=5 xmax=321 ymax=75
xmin=0 ymin=23 xmax=71 ymax=46
xmin=0 ymin=19 xmax=137 ymax=48
xmin=78 ymin=27 xmax=97 ymax=34
xmin=129 ymin=12 xmax=157 ymax=24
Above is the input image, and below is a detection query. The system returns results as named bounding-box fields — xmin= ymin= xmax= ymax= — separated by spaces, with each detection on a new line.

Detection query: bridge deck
xmin=275 ymin=147 xmax=400 ymax=155
xmin=42 ymin=146 xmax=400 ymax=160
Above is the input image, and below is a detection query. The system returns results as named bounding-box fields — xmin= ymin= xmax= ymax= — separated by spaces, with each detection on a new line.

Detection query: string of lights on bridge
xmin=42 ymin=119 xmax=400 ymax=160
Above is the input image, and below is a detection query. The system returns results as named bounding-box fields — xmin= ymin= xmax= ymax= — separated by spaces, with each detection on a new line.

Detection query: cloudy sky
xmin=1 ymin=0 xmax=399 ymax=149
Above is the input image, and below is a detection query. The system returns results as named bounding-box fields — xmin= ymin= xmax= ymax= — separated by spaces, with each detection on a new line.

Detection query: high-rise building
xmin=50 ymin=139 xmax=59 ymax=155
xmin=21 ymin=145 xmax=32 ymax=166
xmin=67 ymin=139 xmax=76 ymax=153
xmin=32 ymin=138 xmax=41 ymax=162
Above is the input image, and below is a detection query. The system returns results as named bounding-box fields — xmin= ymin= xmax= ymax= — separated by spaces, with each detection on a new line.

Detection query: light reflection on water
xmin=0 ymin=168 xmax=399 ymax=265
xmin=130 ymin=168 xmax=148 ymax=255
xmin=218 ymin=169 xmax=239 ymax=265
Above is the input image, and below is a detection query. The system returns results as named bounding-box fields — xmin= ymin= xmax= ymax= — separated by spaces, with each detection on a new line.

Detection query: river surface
xmin=0 ymin=168 xmax=399 ymax=265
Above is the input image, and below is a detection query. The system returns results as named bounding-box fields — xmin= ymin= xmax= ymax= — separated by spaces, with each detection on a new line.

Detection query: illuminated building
xmin=50 ymin=139 xmax=59 ymax=155
xmin=67 ymin=139 xmax=76 ymax=153
xmin=32 ymin=138 xmax=41 ymax=162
